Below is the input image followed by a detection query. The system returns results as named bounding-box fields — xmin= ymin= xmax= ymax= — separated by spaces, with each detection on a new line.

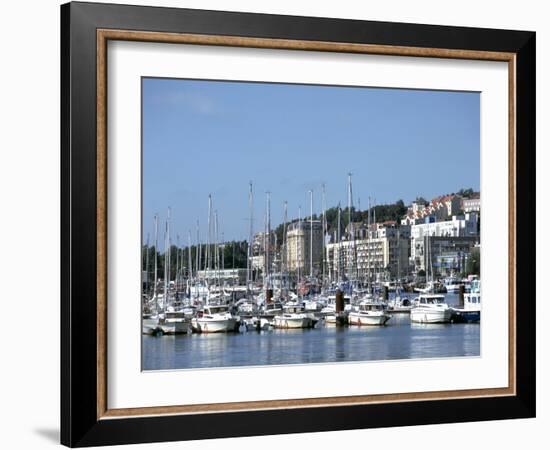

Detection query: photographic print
xmin=141 ymin=78 xmax=481 ymax=371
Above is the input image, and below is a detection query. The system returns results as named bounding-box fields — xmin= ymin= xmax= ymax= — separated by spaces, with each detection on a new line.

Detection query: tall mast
xmin=214 ymin=210 xmax=220 ymax=287
xmin=163 ymin=207 xmax=171 ymax=312
xmin=265 ymin=191 xmax=271 ymax=289
xmin=153 ymin=215 xmax=158 ymax=311
xmin=206 ymin=194 xmax=212 ymax=272
xmin=368 ymin=196 xmax=371 ymax=292
xmin=297 ymin=206 xmax=302 ymax=287
xmin=144 ymin=232 xmax=150 ymax=294
xmin=321 ymin=184 xmax=327 ymax=287
xmin=176 ymin=234 xmax=180 ymax=291
xmin=373 ymin=199 xmax=377 ymax=285
xmin=247 ymin=182 xmax=253 ymax=292
xmin=188 ymin=230 xmax=193 ymax=282
xmin=347 ymin=173 xmax=354 ymax=282
xmin=337 ymin=203 xmax=341 ymax=283
xmin=282 ymin=201 xmax=288 ymax=292
xmin=195 ymin=220 xmax=200 ymax=279
xmin=309 ymin=189 xmax=313 ymax=279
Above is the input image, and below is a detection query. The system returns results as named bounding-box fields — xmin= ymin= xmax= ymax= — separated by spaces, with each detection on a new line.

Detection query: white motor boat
xmin=410 ymin=294 xmax=452 ymax=323
xmin=348 ymin=299 xmax=391 ymax=326
xmin=158 ymin=309 xmax=191 ymax=334
xmin=191 ymin=304 xmax=237 ymax=333
xmin=142 ymin=309 xmax=191 ymax=335
xmin=273 ymin=303 xmax=312 ymax=329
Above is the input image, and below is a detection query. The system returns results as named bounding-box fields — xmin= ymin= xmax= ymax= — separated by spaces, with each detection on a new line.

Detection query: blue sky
xmin=142 ymin=78 xmax=479 ymax=244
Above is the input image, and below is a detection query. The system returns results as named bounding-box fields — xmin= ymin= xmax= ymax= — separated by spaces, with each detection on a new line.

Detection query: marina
xmin=140 ymin=80 xmax=482 ymax=371
xmin=142 ymin=292 xmax=480 ymax=370
xmin=141 ymin=172 xmax=481 ymax=370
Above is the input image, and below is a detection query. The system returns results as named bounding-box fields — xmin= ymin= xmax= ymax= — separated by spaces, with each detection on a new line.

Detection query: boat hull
xmin=192 ymin=318 xmax=237 ymax=333
xmin=159 ymin=321 xmax=191 ymax=335
xmin=273 ymin=315 xmax=312 ymax=329
xmin=348 ymin=312 xmax=391 ymax=326
xmin=410 ymin=308 xmax=452 ymax=323
xmin=451 ymin=309 xmax=480 ymax=323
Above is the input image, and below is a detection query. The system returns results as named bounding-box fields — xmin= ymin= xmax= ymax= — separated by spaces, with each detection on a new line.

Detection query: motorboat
xmin=348 ymin=299 xmax=391 ymax=326
xmin=452 ymin=279 xmax=481 ymax=322
xmin=273 ymin=303 xmax=313 ymax=329
xmin=410 ymin=294 xmax=452 ymax=323
xmin=191 ymin=304 xmax=237 ymax=333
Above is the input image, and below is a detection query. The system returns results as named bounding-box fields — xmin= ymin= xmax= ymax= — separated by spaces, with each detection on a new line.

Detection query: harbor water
xmin=142 ymin=293 xmax=480 ymax=371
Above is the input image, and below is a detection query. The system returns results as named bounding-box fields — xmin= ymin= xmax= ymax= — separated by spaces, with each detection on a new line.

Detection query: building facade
xmin=463 ymin=196 xmax=481 ymax=213
xmin=286 ymin=220 xmax=323 ymax=276
xmin=410 ymin=213 xmax=480 ymax=273
xmin=326 ymin=224 xmax=410 ymax=281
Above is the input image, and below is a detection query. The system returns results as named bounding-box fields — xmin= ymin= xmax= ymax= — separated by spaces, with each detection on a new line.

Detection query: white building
xmin=326 ymin=224 xmax=410 ymax=280
xmin=463 ymin=196 xmax=481 ymax=213
xmin=286 ymin=220 xmax=323 ymax=276
xmin=410 ymin=213 xmax=479 ymax=272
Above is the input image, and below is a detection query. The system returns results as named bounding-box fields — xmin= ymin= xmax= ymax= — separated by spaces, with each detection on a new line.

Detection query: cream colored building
xmin=286 ymin=220 xmax=323 ymax=276
xmin=326 ymin=226 xmax=410 ymax=280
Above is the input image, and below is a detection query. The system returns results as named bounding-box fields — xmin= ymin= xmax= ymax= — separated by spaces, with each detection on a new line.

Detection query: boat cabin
xmin=417 ymin=295 xmax=446 ymax=305
xmin=357 ymin=303 xmax=386 ymax=312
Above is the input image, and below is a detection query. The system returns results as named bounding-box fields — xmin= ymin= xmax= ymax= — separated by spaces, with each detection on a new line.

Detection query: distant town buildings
xmin=326 ymin=222 xmax=410 ymax=280
xmin=462 ymin=195 xmax=481 ymax=213
xmin=247 ymin=191 xmax=480 ymax=280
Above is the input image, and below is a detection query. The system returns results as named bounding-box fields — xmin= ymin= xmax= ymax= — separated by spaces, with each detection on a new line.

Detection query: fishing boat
xmin=410 ymin=294 xmax=453 ymax=323
xmin=348 ymin=299 xmax=391 ymax=326
xmin=191 ymin=304 xmax=237 ymax=333
xmin=452 ymin=279 xmax=481 ymax=322
xmin=273 ymin=303 xmax=312 ymax=329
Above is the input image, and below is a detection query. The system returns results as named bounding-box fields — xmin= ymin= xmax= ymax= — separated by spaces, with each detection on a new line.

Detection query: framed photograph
xmin=61 ymin=1 xmax=535 ymax=447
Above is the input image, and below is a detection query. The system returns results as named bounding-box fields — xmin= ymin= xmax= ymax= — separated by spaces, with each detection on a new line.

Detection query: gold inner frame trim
xmin=96 ymin=28 xmax=517 ymax=420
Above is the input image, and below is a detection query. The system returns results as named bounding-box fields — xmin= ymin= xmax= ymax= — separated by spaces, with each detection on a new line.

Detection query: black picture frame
xmin=61 ymin=1 xmax=535 ymax=447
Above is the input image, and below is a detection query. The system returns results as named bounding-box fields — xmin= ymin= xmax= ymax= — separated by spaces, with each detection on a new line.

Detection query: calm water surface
xmin=142 ymin=293 xmax=480 ymax=370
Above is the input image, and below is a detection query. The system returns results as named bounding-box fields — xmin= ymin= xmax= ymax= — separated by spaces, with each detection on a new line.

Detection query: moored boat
xmin=191 ymin=304 xmax=237 ymax=333
xmin=410 ymin=294 xmax=452 ymax=323
xmin=452 ymin=279 xmax=481 ymax=322
xmin=348 ymin=299 xmax=391 ymax=326
xmin=273 ymin=303 xmax=312 ymax=329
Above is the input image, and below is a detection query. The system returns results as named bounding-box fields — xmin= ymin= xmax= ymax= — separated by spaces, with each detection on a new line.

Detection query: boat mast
xmin=309 ymin=189 xmax=313 ymax=280
xmin=347 ymin=173 xmax=354 ymax=284
xmin=153 ymin=214 xmax=158 ymax=312
xmin=163 ymin=207 xmax=171 ymax=313
xmin=321 ymin=184 xmax=327 ymax=288
xmin=265 ymin=191 xmax=271 ymax=290
xmin=247 ymin=182 xmax=253 ymax=295
xmin=337 ymin=203 xmax=341 ymax=283
xmin=195 ymin=220 xmax=200 ymax=283
xmin=282 ymin=200 xmax=288 ymax=294
xmin=175 ymin=234 xmax=180 ymax=291
xmin=297 ymin=206 xmax=302 ymax=288
xmin=368 ymin=196 xmax=371 ymax=293
xmin=206 ymin=194 xmax=212 ymax=273
xmin=188 ymin=230 xmax=193 ymax=282
xmin=144 ymin=232 xmax=150 ymax=295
